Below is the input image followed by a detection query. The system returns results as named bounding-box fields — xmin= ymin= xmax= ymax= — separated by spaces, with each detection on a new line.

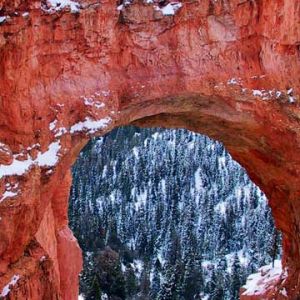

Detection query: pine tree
xmin=230 ymin=252 xmax=242 ymax=300
xmin=150 ymin=259 xmax=161 ymax=299
xmin=158 ymin=267 xmax=178 ymax=300
xmin=181 ymin=257 xmax=203 ymax=300
xmin=87 ymin=275 xmax=101 ymax=300
xmin=140 ymin=268 xmax=151 ymax=299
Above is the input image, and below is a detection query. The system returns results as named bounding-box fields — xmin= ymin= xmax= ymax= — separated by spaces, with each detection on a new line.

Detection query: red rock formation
xmin=240 ymin=260 xmax=289 ymax=299
xmin=0 ymin=0 xmax=299 ymax=299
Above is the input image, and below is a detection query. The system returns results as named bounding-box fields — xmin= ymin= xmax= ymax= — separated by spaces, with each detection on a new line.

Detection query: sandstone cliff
xmin=0 ymin=0 xmax=299 ymax=299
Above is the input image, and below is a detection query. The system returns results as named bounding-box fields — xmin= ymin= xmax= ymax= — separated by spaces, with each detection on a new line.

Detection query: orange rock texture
xmin=0 ymin=0 xmax=299 ymax=299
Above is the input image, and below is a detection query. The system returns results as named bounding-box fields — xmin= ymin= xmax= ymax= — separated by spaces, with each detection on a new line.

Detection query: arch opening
xmin=69 ymin=125 xmax=282 ymax=300
xmin=0 ymin=89 xmax=298 ymax=300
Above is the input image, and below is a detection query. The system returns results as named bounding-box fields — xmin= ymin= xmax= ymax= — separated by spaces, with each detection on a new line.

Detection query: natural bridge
xmin=0 ymin=0 xmax=299 ymax=299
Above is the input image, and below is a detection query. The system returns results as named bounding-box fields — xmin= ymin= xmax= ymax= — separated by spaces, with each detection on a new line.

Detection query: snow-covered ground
xmin=241 ymin=260 xmax=286 ymax=297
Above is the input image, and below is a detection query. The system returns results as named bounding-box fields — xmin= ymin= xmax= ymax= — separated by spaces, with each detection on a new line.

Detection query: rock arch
xmin=0 ymin=0 xmax=299 ymax=299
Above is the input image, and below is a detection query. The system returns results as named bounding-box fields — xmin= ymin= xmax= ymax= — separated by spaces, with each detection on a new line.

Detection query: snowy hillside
xmin=69 ymin=127 xmax=281 ymax=300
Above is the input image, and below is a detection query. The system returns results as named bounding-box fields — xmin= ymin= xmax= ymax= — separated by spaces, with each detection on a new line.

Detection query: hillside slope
xmin=70 ymin=127 xmax=281 ymax=300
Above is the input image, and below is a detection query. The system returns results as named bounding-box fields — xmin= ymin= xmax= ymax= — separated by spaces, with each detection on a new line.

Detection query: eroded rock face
xmin=0 ymin=0 xmax=299 ymax=299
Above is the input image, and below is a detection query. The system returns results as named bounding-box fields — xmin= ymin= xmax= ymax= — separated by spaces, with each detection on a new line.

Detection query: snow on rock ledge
xmin=155 ymin=2 xmax=182 ymax=16
xmin=240 ymin=260 xmax=287 ymax=299
xmin=117 ymin=0 xmax=183 ymax=16
xmin=0 ymin=113 xmax=112 ymax=184
xmin=0 ymin=141 xmax=61 ymax=179
xmin=0 ymin=275 xmax=20 ymax=297
xmin=70 ymin=117 xmax=112 ymax=134
xmin=41 ymin=0 xmax=80 ymax=14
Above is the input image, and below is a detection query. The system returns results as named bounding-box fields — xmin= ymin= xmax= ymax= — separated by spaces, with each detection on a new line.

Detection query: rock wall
xmin=0 ymin=0 xmax=299 ymax=299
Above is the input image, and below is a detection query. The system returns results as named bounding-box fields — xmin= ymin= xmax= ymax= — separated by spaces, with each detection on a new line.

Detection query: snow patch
xmin=252 ymin=90 xmax=263 ymax=97
xmin=129 ymin=259 xmax=144 ymax=278
xmin=215 ymin=201 xmax=227 ymax=216
xmin=187 ymin=141 xmax=195 ymax=149
xmin=82 ymin=97 xmax=105 ymax=109
xmin=280 ymin=288 xmax=288 ymax=297
xmin=42 ymin=0 xmax=80 ymax=13
xmin=49 ymin=120 xmax=57 ymax=131
xmin=0 ymin=275 xmax=20 ymax=297
xmin=0 ymin=182 xmax=19 ymax=203
xmin=194 ymin=168 xmax=203 ymax=192
xmin=114 ymin=1 xmax=183 ymax=16
xmin=252 ymin=88 xmax=297 ymax=102
xmin=0 ymin=142 xmax=11 ymax=155
xmin=36 ymin=141 xmax=61 ymax=167
xmin=101 ymin=91 xmax=110 ymax=97
xmin=55 ymin=127 xmax=67 ymax=138
xmin=83 ymin=97 xmax=93 ymax=106
xmin=132 ymin=147 xmax=139 ymax=159
xmin=0 ymin=190 xmax=18 ymax=203
xmin=70 ymin=117 xmax=111 ymax=134
xmin=0 ymin=157 xmax=33 ymax=178
xmin=0 ymin=16 xmax=9 ymax=24
xmin=161 ymin=179 xmax=166 ymax=195
xmin=49 ymin=120 xmax=67 ymax=138
xmin=109 ymin=191 xmax=116 ymax=204
xmin=121 ymin=263 xmax=126 ymax=273
xmin=158 ymin=2 xmax=182 ymax=15
xmin=0 ymin=141 xmax=61 ymax=179
xmin=202 ymin=260 xmax=213 ymax=269
xmin=288 ymin=96 xmax=295 ymax=103
xmin=218 ymin=156 xmax=226 ymax=168
xmin=152 ymin=132 xmax=160 ymax=140
xmin=227 ymin=78 xmax=240 ymax=85
xmin=135 ymin=190 xmax=147 ymax=210
xmin=101 ymin=294 xmax=108 ymax=300
xmin=242 ymin=260 xmax=285 ymax=296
